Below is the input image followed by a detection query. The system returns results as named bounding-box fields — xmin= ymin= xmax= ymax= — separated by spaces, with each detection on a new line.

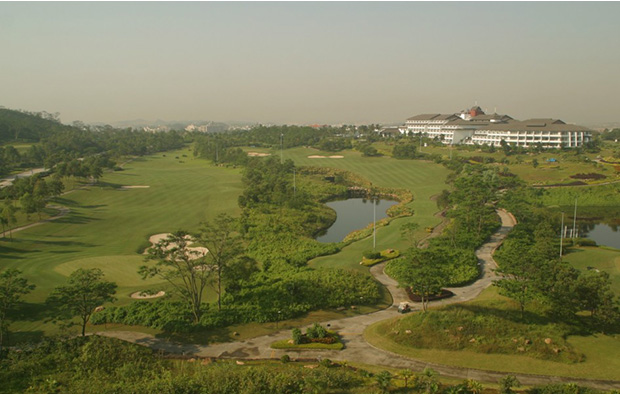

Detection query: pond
xmin=316 ymin=198 xmax=399 ymax=243
xmin=581 ymin=223 xmax=620 ymax=249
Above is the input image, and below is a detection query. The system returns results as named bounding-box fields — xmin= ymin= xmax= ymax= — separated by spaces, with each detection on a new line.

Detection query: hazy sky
xmin=1 ymin=2 xmax=619 ymax=126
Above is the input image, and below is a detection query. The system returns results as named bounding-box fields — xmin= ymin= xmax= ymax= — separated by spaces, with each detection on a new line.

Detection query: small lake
xmin=582 ymin=223 xmax=620 ymax=249
xmin=316 ymin=198 xmax=399 ymax=243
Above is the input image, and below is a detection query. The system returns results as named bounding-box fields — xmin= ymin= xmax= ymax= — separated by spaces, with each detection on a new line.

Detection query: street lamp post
xmin=373 ymin=196 xmax=377 ymax=250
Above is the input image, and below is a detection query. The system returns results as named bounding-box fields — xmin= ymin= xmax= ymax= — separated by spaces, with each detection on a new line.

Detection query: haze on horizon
xmin=1 ymin=2 xmax=619 ymax=126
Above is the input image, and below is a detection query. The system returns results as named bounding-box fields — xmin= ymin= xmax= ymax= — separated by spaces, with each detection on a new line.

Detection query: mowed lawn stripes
xmin=0 ymin=151 xmax=244 ymax=300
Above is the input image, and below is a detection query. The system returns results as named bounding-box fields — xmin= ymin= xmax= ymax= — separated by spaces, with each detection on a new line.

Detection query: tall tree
xmin=47 ymin=268 xmax=117 ymax=336
xmin=199 ymin=213 xmax=245 ymax=311
xmin=391 ymin=253 xmax=445 ymax=312
xmin=494 ymin=238 xmax=539 ymax=319
xmin=400 ymin=222 xmax=420 ymax=247
xmin=0 ymin=269 xmax=35 ymax=352
xmin=140 ymin=231 xmax=210 ymax=323
xmin=1 ymin=200 xmax=17 ymax=240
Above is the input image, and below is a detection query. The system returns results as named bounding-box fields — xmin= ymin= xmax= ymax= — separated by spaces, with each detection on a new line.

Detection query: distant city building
xmin=403 ymin=106 xmax=591 ymax=148
xmin=184 ymin=122 xmax=228 ymax=133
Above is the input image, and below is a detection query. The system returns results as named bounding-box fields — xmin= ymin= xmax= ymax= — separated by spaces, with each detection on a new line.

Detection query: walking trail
xmin=96 ymin=209 xmax=619 ymax=390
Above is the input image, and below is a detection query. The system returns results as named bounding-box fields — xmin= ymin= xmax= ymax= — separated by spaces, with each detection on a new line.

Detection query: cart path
xmin=0 ymin=205 xmax=70 ymax=238
xmin=96 ymin=209 xmax=620 ymax=390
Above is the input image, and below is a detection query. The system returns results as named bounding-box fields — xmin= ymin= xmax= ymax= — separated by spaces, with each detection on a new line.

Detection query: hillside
xmin=0 ymin=107 xmax=75 ymax=143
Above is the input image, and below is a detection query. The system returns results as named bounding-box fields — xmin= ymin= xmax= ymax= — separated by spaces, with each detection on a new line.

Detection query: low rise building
xmin=403 ymin=106 xmax=591 ymax=148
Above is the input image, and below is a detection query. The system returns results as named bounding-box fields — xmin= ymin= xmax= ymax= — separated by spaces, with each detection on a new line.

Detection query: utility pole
xmin=559 ymin=212 xmax=564 ymax=260
xmin=293 ymin=168 xmax=296 ymax=196
xmin=373 ymin=196 xmax=377 ymax=250
xmin=280 ymin=133 xmax=284 ymax=164
xmin=572 ymin=197 xmax=578 ymax=241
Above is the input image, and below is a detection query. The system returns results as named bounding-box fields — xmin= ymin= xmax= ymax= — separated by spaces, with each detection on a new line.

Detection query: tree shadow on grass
xmin=0 ymin=244 xmax=32 ymax=259
xmin=53 ymin=213 xmax=100 ymax=225
xmin=96 ymin=181 xmax=123 ymax=189
xmin=19 ymin=238 xmax=96 ymax=248
xmin=11 ymin=302 xmax=52 ymax=322
xmin=51 ymin=197 xmax=79 ymax=207
xmin=80 ymin=204 xmax=107 ymax=209
xmin=4 ymin=330 xmax=46 ymax=346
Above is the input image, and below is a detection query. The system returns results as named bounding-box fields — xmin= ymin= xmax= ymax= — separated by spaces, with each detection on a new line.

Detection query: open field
xmin=0 ymin=149 xmax=244 ymax=337
xmin=365 ymin=287 xmax=620 ymax=381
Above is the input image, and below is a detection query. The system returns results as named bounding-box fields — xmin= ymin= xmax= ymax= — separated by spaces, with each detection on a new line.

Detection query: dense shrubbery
xmin=496 ymin=190 xmax=619 ymax=331
xmin=0 ymin=336 xmax=362 ymax=394
xmin=569 ymin=172 xmax=606 ymax=180
xmin=392 ymin=142 xmax=417 ymax=159
xmin=92 ymin=268 xmax=380 ymax=330
xmin=386 ymin=247 xmax=479 ymax=288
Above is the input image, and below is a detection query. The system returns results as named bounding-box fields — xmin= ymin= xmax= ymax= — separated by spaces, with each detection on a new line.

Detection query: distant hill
xmin=0 ymin=108 xmax=75 ymax=143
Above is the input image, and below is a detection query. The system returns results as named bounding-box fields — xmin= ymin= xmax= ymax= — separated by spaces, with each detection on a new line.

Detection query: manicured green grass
xmin=564 ymin=246 xmax=620 ymax=291
xmin=364 ymin=287 xmax=620 ymax=381
xmin=1 ymin=149 xmax=244 ymax=336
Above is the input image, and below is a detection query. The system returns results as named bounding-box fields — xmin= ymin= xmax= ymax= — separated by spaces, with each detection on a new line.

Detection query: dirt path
xmin=0 ymin=168 xmax=48 ymax=189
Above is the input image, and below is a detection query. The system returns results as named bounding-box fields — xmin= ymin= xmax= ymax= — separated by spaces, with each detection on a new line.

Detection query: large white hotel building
xmin=402 ymin=106 xmax=592 ymax=148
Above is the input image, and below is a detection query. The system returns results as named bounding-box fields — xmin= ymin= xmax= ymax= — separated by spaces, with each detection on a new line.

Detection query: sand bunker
xmin=247 ymin=152 xmax=271 ymax=157
xmin=307 ymin=155 xmax=344 ymax=159
xmin=119 ymin=185 xmax=150 ymax=190
xmin=146 ymin=233 xmax=208 ymax=258
xmin=329 ymin=155 xmax=344 ymax=159
xmin=131 ymin=291 xmax=166 ymax=299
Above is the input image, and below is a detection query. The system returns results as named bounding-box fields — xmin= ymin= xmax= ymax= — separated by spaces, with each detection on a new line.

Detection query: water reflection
xmin=316 ymin=198 xmax=398 ymax=243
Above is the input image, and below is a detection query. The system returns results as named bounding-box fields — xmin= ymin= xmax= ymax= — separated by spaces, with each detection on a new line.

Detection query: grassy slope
xmin=0 ymin=149 xmax=244 ymax=336
xmin=564 ymin=246 xmax=620 ymax=291
xmin=279 ymin=147 xmax=450 ymax=273
xmin=365 ymin=287 xmax=620 ymax=381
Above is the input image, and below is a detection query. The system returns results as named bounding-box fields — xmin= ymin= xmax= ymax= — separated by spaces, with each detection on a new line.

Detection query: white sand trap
xmin=149 ymin=233 xmax=172 ymax=245
xmin=308 ymin=155 xmax=326 ymax=159
xmin=247 ymin=152 xmax=271 ymax=157
xmin=146 ymin=233 xmax=208 ymax=258
xmin=119 ymin=185 xmax=150 ymax=190
xmin=329 ymin=155 xmax=344 ymax=159
xmin=131 ymin=291 xmax=166 ymax=299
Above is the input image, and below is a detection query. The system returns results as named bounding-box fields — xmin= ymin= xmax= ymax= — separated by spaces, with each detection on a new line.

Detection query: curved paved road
xmin=98 ymin=209 xmax=620 ymax=390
